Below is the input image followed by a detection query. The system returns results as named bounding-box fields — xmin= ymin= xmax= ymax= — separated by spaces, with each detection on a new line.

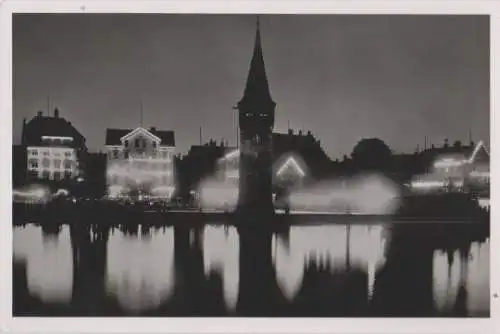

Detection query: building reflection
xmin=12 ymin=219 xmax=490 ymax=317
xmin=69 ymin=222 xmax=110 ymax=315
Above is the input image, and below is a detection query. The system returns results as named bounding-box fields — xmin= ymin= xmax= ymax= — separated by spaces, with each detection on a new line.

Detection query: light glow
xmin=198 ymin=178 xmax=239 ymax=212
xmin=54 ymin=189 xmax=70 ymax=197
xmin=13 ymin=185 xmax=51 ymax=203
xmin=411 ymin=180 xmax=445 ymax=189
xmin=151 ymin=186 xmax=176 ymax=198
xmin=41 ymin=136 xmax=74 ymax=142
xmin=109 ymin=185 xmax=125 ymax=198
xmin=277 ymin=156 xmax=306 ymax=177
xmin=120 ymin=127 xmax=161 ymax=143
xmin=222 ymin=149 xmax=240 ymax=161
xmin=470 ymin=170 xmax=490 ymax=178
xmin=468 ymin=140 xmax=489 ymax=163
xmin=433 ymin=158 xmax=466 ymax=168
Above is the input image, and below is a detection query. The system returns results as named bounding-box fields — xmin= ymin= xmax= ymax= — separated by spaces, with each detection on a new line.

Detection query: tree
xmin=351 ymin=138 xmax=392 ymax=171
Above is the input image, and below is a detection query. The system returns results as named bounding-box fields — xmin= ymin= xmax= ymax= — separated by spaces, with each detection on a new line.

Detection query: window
xmin=124 ymin=151 xmax=129 ymax=159
xmin=64 ymin=151 xmax=72 ymax=158
xmin=43 ymin=151 xmax=50 ymax=156
xmin=152 ymin=142 xmax=157 ymax=149
xmin=125 ymin=140 xmax=129 ymax=148
xmin=113 ymin=150 xmax=119 ymax=159
xmin=42 ymin=158 xmax=50 ymax=168
xmin=42 ymin=170 xmax=50 ymax=179
xmin=63 ymin=160 xmax=72 ymax=169
xmin=135 ymin=138 xmax=140 ymax=148
xmin=30 ymin=150 xmax=38 ymax=156
xmin=28 ymin=170 xmax=38 ymax=179
xmin=53 ymin=171 xmax=61 ymax=181
xmin=28 ymin=159 xmax=38 ymax=169
xmin=53 ymin=159 xmax=61 ymax=169
xmin=64 ymin=170 xmax=72 ymax=179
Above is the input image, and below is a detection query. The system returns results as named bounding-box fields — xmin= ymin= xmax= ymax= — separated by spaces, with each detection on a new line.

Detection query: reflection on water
xmin=106 ymin=227 xmax=175 ymax=313
xmin=13 ymin=219 xmax=490 ymax=317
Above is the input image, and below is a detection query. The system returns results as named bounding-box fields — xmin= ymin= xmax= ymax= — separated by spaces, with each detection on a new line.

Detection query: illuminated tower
xmin=236 ymin=18 xmax=276 ymax=216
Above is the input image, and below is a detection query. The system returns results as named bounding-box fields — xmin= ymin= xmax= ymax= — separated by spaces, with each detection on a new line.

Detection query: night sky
xmin=12 ymin=14 xmax=489 ymax=159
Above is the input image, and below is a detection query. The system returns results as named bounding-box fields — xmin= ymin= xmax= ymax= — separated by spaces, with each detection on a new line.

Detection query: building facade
xmin=22 ymin=109 xmax=87 ymax=186
xmin=105 ymin=126 xmax=175 ymax=199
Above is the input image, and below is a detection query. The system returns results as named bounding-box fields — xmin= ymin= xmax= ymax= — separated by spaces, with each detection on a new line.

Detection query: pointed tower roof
xmin=237 ymin=17 xmax=275 ymax=110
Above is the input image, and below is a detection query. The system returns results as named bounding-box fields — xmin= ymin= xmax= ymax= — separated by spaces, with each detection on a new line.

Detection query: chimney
xmin=37 ymin=111 xmax=43 ymax=117
xmin=54 ymin=108 xmax=59 ymax=118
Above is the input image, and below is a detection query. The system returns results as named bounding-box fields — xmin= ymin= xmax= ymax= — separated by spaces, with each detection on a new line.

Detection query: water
xmin=13 ymin=219 xmax=489 ymax=317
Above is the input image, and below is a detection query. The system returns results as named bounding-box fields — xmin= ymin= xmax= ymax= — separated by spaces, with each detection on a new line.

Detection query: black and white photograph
xmin=3 ymin=0 xmax=498 ymax=332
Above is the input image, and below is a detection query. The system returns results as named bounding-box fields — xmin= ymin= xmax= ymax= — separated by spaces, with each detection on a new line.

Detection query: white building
xmin=22 ymin=109 xmax=86 ymax=183
xmin=105 ymin=126 xmax=176 ymax=199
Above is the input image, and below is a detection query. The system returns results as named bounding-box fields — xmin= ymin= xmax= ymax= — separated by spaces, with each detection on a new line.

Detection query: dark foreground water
xmin=13 ymin=219 xmax=489 ymax=317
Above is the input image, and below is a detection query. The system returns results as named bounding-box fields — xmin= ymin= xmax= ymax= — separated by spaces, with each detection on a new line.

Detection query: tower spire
xmin=237 ymin=16 xmax=275 ymax=110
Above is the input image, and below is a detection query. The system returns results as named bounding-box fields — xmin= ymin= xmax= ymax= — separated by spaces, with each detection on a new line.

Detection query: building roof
xmin=105 ymin=127 xmax=175 ymax=146
xmin=23 ymin=112 xmax=86 ymax=147
xmin=237 ymin=18 xmax=275 ymax=111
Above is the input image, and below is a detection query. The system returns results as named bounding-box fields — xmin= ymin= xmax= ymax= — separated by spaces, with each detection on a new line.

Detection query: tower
xmin=236 ymin=18 xmax=276 ymax=216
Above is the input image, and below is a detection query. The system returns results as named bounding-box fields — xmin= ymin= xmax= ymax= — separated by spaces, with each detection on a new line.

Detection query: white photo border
xmin=1 ymin=0 xmax=498 ymax=333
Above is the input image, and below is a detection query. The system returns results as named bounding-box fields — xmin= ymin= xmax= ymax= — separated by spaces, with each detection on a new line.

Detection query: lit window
xmin=63 ymin=160 xmax=72 ymax=169
xmin=42 ymin=158 xmax=50 ymax=168
xmin=28 ymin=159 xmax=38 ymax=169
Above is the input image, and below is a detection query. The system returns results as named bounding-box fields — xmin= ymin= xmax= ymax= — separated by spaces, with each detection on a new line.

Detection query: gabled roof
xmin=105 ymin=127 xmax=175 ymax=146
xmin=23 ymin=114 xmax=85 ymax=147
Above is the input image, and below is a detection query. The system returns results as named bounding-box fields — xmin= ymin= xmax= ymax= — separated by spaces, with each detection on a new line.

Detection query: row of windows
xmin=109 ymin=150 xmax=173 ymax=160
xmin=29 ymin=150 xmax=73 ymax=158
xmin=124 ymin=138 xmax=157 ymax=149
xmin=41 ymin=138 xmax=73 ymax=144
xmin=108 ymin=175 xmax=172 ymax=185
xmin=28 ymin=170 xmax=73 ymax=180
xmin=28 ymin=158 xmax=73 ymax=170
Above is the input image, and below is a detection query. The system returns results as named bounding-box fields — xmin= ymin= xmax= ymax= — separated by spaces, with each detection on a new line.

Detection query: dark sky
xmin=12 ymin=14 xmax=489 ymax=159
